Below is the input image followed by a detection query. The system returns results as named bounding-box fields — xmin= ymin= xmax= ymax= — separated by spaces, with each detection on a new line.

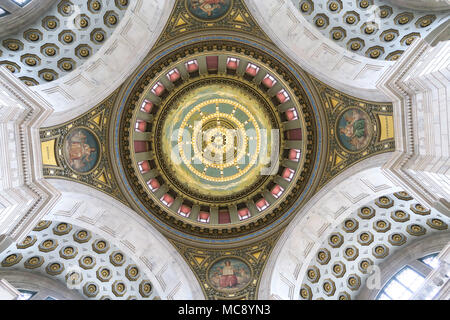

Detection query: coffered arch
xmin=245 ymin=0 xmax=449 ymax=102
xmin=26 ymin=0 xmax=175 ymax=127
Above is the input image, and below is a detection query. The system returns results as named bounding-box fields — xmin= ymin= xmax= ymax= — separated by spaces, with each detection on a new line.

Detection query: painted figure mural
xmin=64 ymin=128 xmax=99 ymax=173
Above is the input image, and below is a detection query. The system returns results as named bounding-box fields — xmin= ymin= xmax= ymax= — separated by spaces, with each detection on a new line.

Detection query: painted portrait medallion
xmin=63 ymin=128 xmax=100 ymax=174
xmin=208 ymin=258 xmax=251 ymax=292
xmin=186 ymin=0 xmax=232 ymax=21
xmin=336 ymin=108 xmax=372 ymax=152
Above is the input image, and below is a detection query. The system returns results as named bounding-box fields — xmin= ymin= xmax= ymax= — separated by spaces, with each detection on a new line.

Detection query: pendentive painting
xmin=337 ymin=108 xmax=372 ymax=152
xmin=186 ymin=0 xmax=232 ymax=21
xmin=208 ymin=258 xmax=251 ymax=292
xmin=63 ymin=128 xmax=100 ymax=174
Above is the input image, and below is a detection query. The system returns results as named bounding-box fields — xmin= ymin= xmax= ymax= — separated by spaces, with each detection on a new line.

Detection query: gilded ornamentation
xmin=97 ymin=267 xmax=113 ymax=282
xmin=300 ymin=193 xmax=449 ymax=299
xmin=40 ymin=92 xmax=128 ymax=204
xmin=125 ymin=265 xmax=140 ymax=281
xmin=391 ymin=209 xmax=410 ymax=223
xmin=46 ymin=262 xmax=65 ymax=276
xmin=154 ymin=0 xmax=269 ymax=47
xmin=33 ymin=220 xmax=52 ymax=231
xmin=316 ymin=248 xmax=331 ymax=265
xmin=79 ymin=255 xmax=96 ymax=269
xmin=112 ymin=280 xmax=127 ymax=297
xmin=342 ymin=218 xmax=359 ymax=233
xmin=73 ymin=229 xmax=92 ymax=243
xmin=296 ymin=1 xmax=444 ymax=60
xmin=338 ymin=291 xmax=351 ymax=300
xmin=110 ymin=251 xmax=125 ymax=267
xmin=300 ymin=284 xmax=313 ymax=300
xmin=17 ymin=235 xmax=37 ymax=249
xmin=426 ymin=218 xmax=448 ymax=231
xmin=92 ymin=239 xmax=110 ymax=254
xmin=375 ymin=196 xmax=394 ymax=209
xmin=357 ymin=231 xmax=374 ymax=246
xmin=115 ymin=37 xmax=319 ymax=241
xmin=358 ymin=258 xmax=373 ymax=274
xmin=1 ymin=254 xmax=23 ymax=268
xmin=0 ymin=220 xmax=156 ymax=300
xmin=388 ymin=233 xmax=407 ymax=246
xmin=59 ymin=245 xmax=78 ymax=259
xmin=139 ymin=280 xmax=153 ymax=298
xmin=83 ymin=282 xmax=99 ymax=298
xmin=322 ymin=279 xmax=336 ymax=296
xmin=328 ymin=232 xmax=344 ymax=248
xmin=373 ymin=219 xmax=391 ymax=233
xmin=346 ymin=274 xmax=361 ymax=291
xmin=0 ymin=0 xmax=128 ymax=86
xmin=410 ymin=203 xmax=431 ymax=216
xmin=331 ymin=262 xmax=346 ymax=278
xmin=406 ymin=224 xmax=427 ymax=236
xmin=170 ymin=231 xmax=280 ymax=299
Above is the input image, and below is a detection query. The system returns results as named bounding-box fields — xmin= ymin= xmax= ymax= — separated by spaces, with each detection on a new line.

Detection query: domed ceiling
xmin=38 ymin=0 xmax=398 ymax=299
xmin=295 ymin=0 xmax=449 ymax=60
xmin=114 ymin=40 xmax=320 ymax=243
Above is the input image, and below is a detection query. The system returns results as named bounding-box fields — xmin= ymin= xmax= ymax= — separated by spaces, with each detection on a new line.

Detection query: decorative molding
xmin=170 ymin=230 xmax=283 ymax=300
xmin=0 ymin=68 xmax=60 ymax=253
xmin=245 ymin=0 xmax=394 ymax=102
xmin=379 ymin=38 xmax=450 ymax=215
xmin=258 ymin=157 xmax=402 ymax=299
xmin=42 ymin=179 xmax=204 ymax=300
xmin=29 ymin=0 xmax=176 ymax=127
